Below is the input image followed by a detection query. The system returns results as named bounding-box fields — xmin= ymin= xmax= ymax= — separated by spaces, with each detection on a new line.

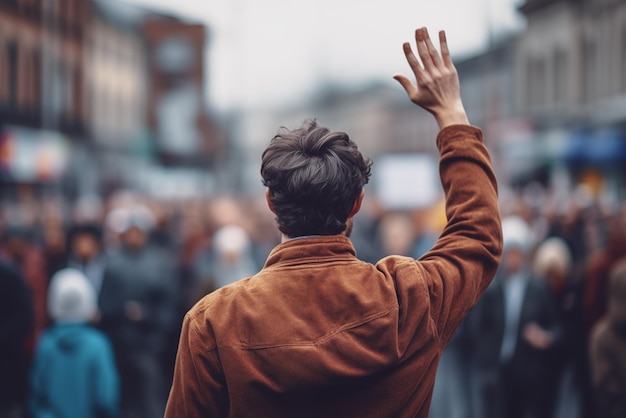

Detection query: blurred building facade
xmin=0 ymin=0 xmax=87 ymax=191
xmin=0 ymin=0 xmax=224 ymax=202
xmin=2 ymin=0 xmax=625 ymax=204
xmin=237 ymin=0 xmax=626 ymax=206
xmin=512 ymin=0 xmax=626 ymax=203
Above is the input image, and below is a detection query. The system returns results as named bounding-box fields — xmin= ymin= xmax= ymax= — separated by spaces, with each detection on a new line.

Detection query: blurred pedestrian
xmin=349 ymin=195 xmax=384 ymax=264
xmin=67 ymin=223 xmax=106 ymax=296
xmin=0 ymin=259 xmax=33 ymax=418
xmin=0 ymin=226 xmax=48 ymax=356
xmin=377 ymin=212 xmax=415 ymax=257
xmin=589 ymin=259 xmax=626 ymax=418
xmin=41 ymin=218 xmax=68 ymax=282
xmin=584 ymin=211 xmax=626 ymax=339
xmin=165 ymin=27 xmax=502 ymax=418
xmin=191 ymin=224 xmax=259 ymax=301
xmin=534 ymin=236 xmax=586 ymax=418
xmin=148 ymin=203 xmax=177 ymax=251
xmin=469 ymin=216 xmax=561 ymax=418
xmin=98 ymin=206 xmax=178 ymax=418
xmin=30 ymin=268 xmax=119 ymax=418
xmin=409 ymin=206 xmax=439 ymax=259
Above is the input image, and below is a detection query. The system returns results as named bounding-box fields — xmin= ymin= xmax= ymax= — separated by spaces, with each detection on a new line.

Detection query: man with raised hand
xmin=165 ymin=27 xmax=502 ymax=418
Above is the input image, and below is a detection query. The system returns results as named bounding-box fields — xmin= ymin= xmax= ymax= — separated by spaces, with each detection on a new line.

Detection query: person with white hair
xmin=30 ymin=268 xmax=119 ymax=418
xmin=468 ymin=216 xmax=562 ymax=418
xmin=533 ymin=236 xmax=586 ymax=418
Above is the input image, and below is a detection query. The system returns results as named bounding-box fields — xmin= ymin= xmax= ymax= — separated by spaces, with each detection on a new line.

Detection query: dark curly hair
xmin=261 ymin=119 xmax=372 ymax=238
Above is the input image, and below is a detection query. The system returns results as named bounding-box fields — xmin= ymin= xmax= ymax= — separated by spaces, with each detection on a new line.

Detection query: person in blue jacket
xmin=30 ymin=268 xmax=119 ymax=418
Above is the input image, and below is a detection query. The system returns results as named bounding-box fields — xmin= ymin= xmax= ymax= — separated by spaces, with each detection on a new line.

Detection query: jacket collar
xmin=264 ymin=235 xmax=357 ymax=268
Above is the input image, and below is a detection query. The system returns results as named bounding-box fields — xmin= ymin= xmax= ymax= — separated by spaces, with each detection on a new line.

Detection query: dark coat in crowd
xmin=98 ymin=245 xmax=178 ymax=354
xmin=589 ymin=260 xmax=626 ymax=418
xmin=469 ymin=272 xmax=561 ymax=418
xmin=98 ymin=244 xmax=178 ymax=418
xmin=0 ymin=259 xmax=33 ymax=409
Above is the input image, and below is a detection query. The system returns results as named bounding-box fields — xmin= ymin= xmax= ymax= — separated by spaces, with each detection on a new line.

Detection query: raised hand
xmin=393 ymin=27 xmax=469 ymax=128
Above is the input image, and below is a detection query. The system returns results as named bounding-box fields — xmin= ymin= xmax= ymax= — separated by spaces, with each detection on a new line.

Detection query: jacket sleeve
xmin=165 ymin=313 xmax=228 ymax=418
xmin=416 ymin=125 xmax=502 ymax=347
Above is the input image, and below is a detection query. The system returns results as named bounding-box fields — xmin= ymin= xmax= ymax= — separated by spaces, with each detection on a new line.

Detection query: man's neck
xmin=281 ymin=234 xmax=321 ymax=243
xmin=281 ymin=232 xmax=349 ymax=243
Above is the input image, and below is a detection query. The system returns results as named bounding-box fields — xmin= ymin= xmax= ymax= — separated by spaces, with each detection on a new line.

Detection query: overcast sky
xmin=125 ymin=0 xmax=525 ymax=111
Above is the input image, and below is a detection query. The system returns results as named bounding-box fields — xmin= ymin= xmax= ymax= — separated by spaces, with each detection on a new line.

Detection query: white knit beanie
xmin=48 ymin=268 xmax=97 ymax=324
xmin=502 ymin=216 xmax=533 ymax=255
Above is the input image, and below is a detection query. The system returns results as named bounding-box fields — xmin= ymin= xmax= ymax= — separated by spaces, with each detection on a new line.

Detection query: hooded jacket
xmin=165 ymin=125 xmax=502 ymax=418
xmin=30 ymin=324 xmax=119 ymax=418
xmin=30 ymin=269 xmax=119 ymax=418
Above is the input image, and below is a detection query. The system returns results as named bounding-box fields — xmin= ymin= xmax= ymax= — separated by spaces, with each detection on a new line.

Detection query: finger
xmin=401 ymin=42 xmax=424 ymax=79
xmin=439 ymin=30 xmax=453 ymax=69
xmin=415 ymin=27 xmax=434 ymax=71
xmin=424 ymin=28 xmax=443 ymax=70
xmin=392 ymin=74 xmax=417 ymax=97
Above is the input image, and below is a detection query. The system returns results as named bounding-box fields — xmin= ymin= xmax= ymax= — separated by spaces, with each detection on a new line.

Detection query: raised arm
xmin=389 ymin=27 xmax=502 ymax=347
xmin=393 ymin=27 xmax=468 ymax=128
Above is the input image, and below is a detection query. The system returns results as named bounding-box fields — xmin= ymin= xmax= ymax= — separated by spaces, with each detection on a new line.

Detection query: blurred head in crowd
xmin=43 ymin=219 xmax=66 ymax=253
xmin=69 ymin=224 xmax=103 ymax=263
xmin=379 ymin=212 xmax=414 ymax=256
xmin=121 ymin=210 xmax=154 ymax=250
xmin=534 ymin=236 xmax=572 ymax=293
xmin=106 ymin=205 xmax=155 ymax=251
xmin=501 ymin=216 xmax=533 ymax=276
xmin=213 ymin=224 xmax=250 ymax=265
xmin=1 ymin=225 xmax=32 ymax=263
xmin=261 ymin=119 xmax=372 ymax=238
xmin=608 ymin=259 xmax=626 ymax=329
xmin=123 ymin=226 xmax=147 ymax=250
xmin=48 ymin=268 xmax=97 ymax=324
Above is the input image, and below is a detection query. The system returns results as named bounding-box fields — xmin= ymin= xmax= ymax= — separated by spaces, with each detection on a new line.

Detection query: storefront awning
xmin=562 ymin=128 xmax=626 ymax=167
xmin=588 ymin=129 xmax=626 ymax=165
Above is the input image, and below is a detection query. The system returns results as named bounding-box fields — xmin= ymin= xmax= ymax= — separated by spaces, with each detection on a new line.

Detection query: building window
xmin=525 ymin=59 xmax=533 ymax=108
xmin=527 ymin=56 xmax=546 ymax=108
xmin=8 ymin=41 xmax=18 ymax=107
xmin=0 ymin=40 xmax=5 ymax=103
xmin=32 ymin=49 xmax=41 ymax=108
xmin=583 ymin=39 xmax=597 ymax=102
xmin=554 ymin=48 xmax=567 ymax=105
xmin=622 ymin=25 xmax=626 ymax=93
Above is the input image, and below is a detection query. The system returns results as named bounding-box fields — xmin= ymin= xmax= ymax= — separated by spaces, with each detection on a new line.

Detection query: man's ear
xmin=265 ymin=188 xmax=276 ymax=215
xmin=348 ymin=189 xmax=365 ymax=218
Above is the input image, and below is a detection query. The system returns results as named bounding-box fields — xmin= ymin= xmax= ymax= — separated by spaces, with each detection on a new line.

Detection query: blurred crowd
xmin=1 ymin=180 xmax=626 ymax=418
xmin=0 ymin=187 xmax=279 ymax=418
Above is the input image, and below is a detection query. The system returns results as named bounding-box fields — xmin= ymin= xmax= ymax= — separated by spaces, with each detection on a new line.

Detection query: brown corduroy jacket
xmin=165 ymin=124 xmax=503 ymax=418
